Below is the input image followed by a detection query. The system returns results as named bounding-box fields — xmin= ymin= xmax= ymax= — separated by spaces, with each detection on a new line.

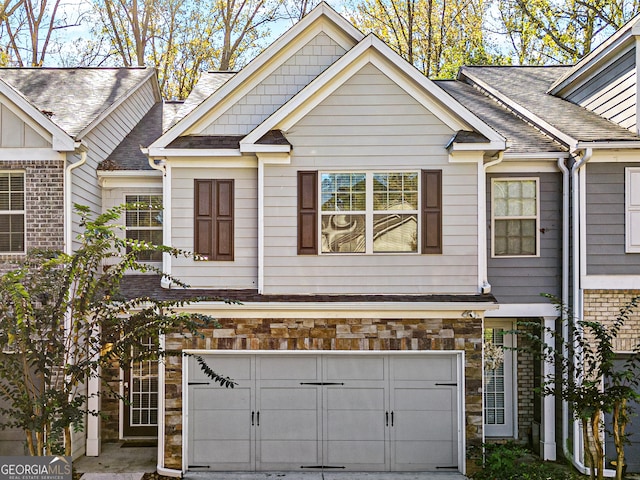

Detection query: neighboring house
xmin=0 ymin=67 xmax=162 ymax=458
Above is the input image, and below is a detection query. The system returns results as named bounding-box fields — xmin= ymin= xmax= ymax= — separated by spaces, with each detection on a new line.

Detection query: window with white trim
xmin=625 ymin=167 xmax=640 ymax=252
xmin=484 ymin=323 xmax=515 ymax=437
xmin=0 ymin=172 xmax=25 ymax=253
xmin=491 ymin=178 xmax=539 ymax=257
xmin=125 ymin=195 xmax=163 ymax=261
xmin=320 ymin=172 xmax=419 ymax=253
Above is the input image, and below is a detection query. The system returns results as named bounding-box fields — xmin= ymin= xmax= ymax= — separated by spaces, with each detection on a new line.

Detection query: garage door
xmin=187 ymin=353 xmax=461 ymax=472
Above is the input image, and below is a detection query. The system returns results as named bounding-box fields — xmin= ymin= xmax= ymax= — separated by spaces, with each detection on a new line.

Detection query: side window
xmin=492 ymin=178 xmax=539 ymax=257
xmin=125 ymin=195 xmax=163 ymax=261
xmin=297 ymin=170 xmax=441 ymax=255
xmin=194 ymin=179 xmax=234 ymax=261
xmin=625 ymin=167 xmax=640 ymax=252
xmin=0 ymin=171 xmax=25 ymax=253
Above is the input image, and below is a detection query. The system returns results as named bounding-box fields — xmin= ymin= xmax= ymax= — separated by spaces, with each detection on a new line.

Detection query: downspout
xmin=480 ymin=152 xmax=504 ymax=293
xmin=145 ymin=154 xmax=182 ymax=478
xmin=565 ymin=147 xmax=592 ymax=475
xmin=64 ymin=147 xmax=87 ymax=255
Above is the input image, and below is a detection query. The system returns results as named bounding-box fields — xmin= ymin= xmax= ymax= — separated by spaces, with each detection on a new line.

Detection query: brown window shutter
xmin=298 ymin=171 xmax=318 ymax=255
xmin=194 ymin=179 xmax=234 ymax=260
xmin=422 ymin=170 xmax=442 ymax=254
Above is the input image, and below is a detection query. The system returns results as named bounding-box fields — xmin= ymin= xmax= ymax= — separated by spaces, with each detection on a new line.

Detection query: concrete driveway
xmin=184 ymin=472 xmax=468 ymax=480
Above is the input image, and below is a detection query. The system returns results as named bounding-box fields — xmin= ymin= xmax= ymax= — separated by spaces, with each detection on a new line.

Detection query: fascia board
xmin=576 ymin=140 xmax=640 ymax=149
xmin=549 ymin=15 xmax=640 ymax=94
xmin=242 ymin=36 xmax=505 ymax=148
xmin=147 ymin=147 xmax=244 ymax=157
xmin=240 ymin=144 xmax=291 ymax=153
xmin=151 ymin=4 xmax=364 ymax=150
xmin=448 ymin=141 xmax=506 ymax=152
xmin=463 ymin=70 xmax=578 ymax=151
xmin=0 ymin=79 xmax=75 ymax=151
xmin=76 ymin=68 xmax=159 ymax=139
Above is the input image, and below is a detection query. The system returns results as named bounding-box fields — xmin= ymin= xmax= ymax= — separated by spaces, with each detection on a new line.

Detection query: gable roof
xmin=171 ymin=71 xmax=236 ymax=126
xmin=0 ymin=67 xmax=158 ymax=138
xmin=241 ymin=34 xmax=505 ymax=152
xmin=459 ymin=65 xmax=640 ymax=150
xmin=150 ymin=2 xmax=364 ymax=152
xmin=549 ymin=14 xmax=640 ymax=95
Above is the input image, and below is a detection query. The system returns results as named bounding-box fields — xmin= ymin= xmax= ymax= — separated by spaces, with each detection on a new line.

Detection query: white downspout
xmin=145 ymin=154 xmax=182 ymax=477
xmin=64 ymin=148 xmax=87 ymax=255
xmin=566 ymin=148 xmax=592 ymax=475
xmin=479 ymin=152 xmax=504 ymax=293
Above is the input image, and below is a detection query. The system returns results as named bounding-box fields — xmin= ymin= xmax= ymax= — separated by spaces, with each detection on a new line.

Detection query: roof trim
xmin=151 ymin=2 xmax=364 ymax=149
xmin=241 ymin=35 xmax=505 ymax=150
xmin=548 ymin=14 xmax=640 ymax=95
xmin=460 ymin=67 xmax=578 ymax=151
xmin=0 ymin=77 xmax=75 ymax=151
xmin=76 ymin=67 xmax=160 ymax=139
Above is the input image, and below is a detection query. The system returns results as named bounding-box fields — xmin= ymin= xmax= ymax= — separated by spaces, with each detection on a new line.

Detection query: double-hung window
xmin=0 ymin=172 xmax=25 ymax=253
xmin=491 ymin=178 xmax=539 ymax=257
xmin=298 ymin=170 xmax=441 ymax=255
xmin=125 ymin=195 xmax=163 ymax=261
xmin=320 ymin=172 xmax=419 ymax=253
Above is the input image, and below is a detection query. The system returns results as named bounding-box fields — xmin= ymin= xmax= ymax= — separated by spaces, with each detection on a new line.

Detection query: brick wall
xmin=162 ymin=315 xmax=484 ymax=471
xmin=0 ymin=160 xmax=64 ymax=271
xmin=583 ymin=290 xmax=640 ymax=352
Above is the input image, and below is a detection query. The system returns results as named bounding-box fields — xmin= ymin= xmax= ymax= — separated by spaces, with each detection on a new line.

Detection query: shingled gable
xmin=240 ymin=33 xmax=505 ymax=153
xmin=548 ymin=13 xmax=640 ymax=96
xmin=0 ymin=68 xmax=159 ymax=141
xmin=0 ymin=76 xmax=75 ymax=152
xmin=148 ymin=2 xmax=363 ymax=155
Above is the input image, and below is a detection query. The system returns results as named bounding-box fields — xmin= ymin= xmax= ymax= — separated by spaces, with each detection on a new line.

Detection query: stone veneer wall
xmin=583 ymin=290 xmax=640 ymax=352
xmin=517 ymin=322 xmax=536 ymax=444
xmin=0 ymin=160 xmax=64 ymax=272
xmin=163 ymin=315 xmax=484 ymax=471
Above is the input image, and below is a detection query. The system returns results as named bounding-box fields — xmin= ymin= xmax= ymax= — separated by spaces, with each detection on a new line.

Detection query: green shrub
xmin=471 ymin=442 xmax=582 ymax=480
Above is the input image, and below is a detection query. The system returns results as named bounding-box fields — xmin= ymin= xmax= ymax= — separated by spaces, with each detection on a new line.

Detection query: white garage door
xmin=187 ymin=353 xmax=461 ymax=472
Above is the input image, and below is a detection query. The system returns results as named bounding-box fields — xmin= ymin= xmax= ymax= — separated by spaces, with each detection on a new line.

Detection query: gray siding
xmin=198 ymin=32 xmax=346 ymax=136
xmin=487 ymin=172 xmax=562 ymax=303
xmin=171 ymin=167 xmax=258 ymax=289
xmin=71 ymin=80 xmax=158 ymax=250
xmin=565 ymin=48 xmax=636 ymax=131
xmin=586 ymin=162 xmax=640 ymax=274
xmin=262 ymin=63 xmax=479 ymax=295
xmin=0 ymin=103 xmax=50 ymax=147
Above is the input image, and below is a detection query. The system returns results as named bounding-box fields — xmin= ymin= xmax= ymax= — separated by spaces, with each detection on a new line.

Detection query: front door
xmin=123 ymin=338 xmax=158 ymax=437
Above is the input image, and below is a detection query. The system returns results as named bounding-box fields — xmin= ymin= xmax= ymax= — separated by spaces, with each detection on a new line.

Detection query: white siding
xmin=71 ymin=80 xmax=158 ymax=250
xmin=171 ymin=166 xmax=258 ymax=289
xmin=198 ymin=32 xmax=346 ymax=136
xmin=263 ymin=63 xmax=479 ymax=295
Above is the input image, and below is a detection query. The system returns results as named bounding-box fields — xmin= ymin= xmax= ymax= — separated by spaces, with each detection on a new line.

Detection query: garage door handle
xmin=385 ymin=412 xmax=389 ymax=426
xmin=391 ymin=411 xmax=394 ymax=426
xmin=251 ymin=411 xmax=254 ymax=426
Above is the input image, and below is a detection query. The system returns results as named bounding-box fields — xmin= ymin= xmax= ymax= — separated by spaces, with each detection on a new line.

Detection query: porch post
xmin=540 ymin=315 xmax=557 ymax=460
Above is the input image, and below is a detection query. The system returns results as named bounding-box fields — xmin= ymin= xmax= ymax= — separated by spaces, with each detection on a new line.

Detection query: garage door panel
xmin=326 ymin=387 xmax=385 ymax=410
xmin=260 ymin=410 xmax=318 ymax=440
xmin=260 ymin=387 xmax=317 ymax=409
xmin=326 ymin=356 xmax=385 ymax=380
xmin=395 ymin=440 xmax=457 ymax=465
xmin=190 ymin=356 xmax=253 ymax=381
xmin=326 ymin=440 xmax=386 ymax=464
xmin=260 ymin=440 xmax=320 ymax=465
xmin=193 ymin=440 xmax=251 ymax=464
xmin=259 ymin=356 xmax=319 ymax=380
xmin=392 ymin=356 xmax=456 ymax=382
xmin=192 ymin=386 xmax=251 ymax=409
xmin=394 ymin=387 xmax=454 ymax=411
xmin=327 ymin=410 xmax=385 ymax=440
xmin=394 ymin=412 xmax=454 ymax=441
xmin=192 ymin=410 xmax=250 ymax=440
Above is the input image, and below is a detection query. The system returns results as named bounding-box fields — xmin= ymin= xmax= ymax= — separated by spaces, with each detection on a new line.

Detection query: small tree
xmin=515 ymin=296 xmax=640 ymax=480
xmin=0 ymin=204 xmax=233 ymax=456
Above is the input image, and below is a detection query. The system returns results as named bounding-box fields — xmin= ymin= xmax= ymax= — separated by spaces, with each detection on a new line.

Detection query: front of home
xmin=2 ymin=2 xmax=640 ymax=477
